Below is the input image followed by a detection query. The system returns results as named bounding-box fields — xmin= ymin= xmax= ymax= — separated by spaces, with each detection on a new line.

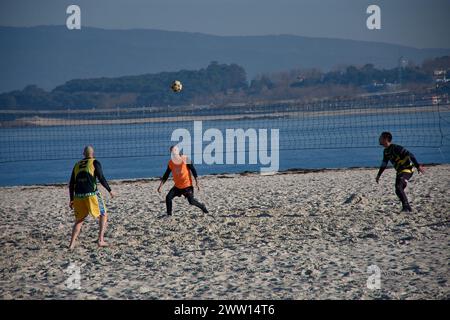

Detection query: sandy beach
xmin=0 ymin=165 xmax=449 ymax=299
xmin=2 ymin=104 xmax=445 ymax=127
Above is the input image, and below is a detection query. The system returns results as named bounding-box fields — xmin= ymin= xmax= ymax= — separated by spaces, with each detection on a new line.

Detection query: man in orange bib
xmin=157 ymin=145 xmax=208 ymax=216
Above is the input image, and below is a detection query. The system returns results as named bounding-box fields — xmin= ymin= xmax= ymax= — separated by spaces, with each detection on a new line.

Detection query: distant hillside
xmin=0 ymin=62 xmax=248 ymax=109
xmin=1 ymin=57 xmax=448 ymax=110
xmin=1 ymin=25 xmax=450 ymax=93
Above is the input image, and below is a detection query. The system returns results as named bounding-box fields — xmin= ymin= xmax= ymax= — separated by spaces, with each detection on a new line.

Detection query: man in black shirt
xmin=376 ymin=132 xmax=425 ymax=212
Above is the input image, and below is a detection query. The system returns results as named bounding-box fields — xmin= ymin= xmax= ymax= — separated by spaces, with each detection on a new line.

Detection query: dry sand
xmin=0 ymin=165 xmax=449 ymax=299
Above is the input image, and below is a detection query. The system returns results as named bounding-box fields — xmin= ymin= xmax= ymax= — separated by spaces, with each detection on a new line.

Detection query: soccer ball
xmin=171 ymin=80 xmax=183 ymax=92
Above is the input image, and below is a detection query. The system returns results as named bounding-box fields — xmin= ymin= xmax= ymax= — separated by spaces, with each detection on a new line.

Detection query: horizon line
xmin=1 ymin=24 xmax=449 ymax=51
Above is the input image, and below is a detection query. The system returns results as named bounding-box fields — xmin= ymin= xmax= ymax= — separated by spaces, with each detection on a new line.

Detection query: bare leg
xmin=98 ymin=214 xmax=108 ymax=247
xmin=69 ymin=218 xmax=85 ymax=250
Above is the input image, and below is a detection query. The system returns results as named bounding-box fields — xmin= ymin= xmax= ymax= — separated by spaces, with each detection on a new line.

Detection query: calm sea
xmin=1 ymin=111 xmax=449 ymax=186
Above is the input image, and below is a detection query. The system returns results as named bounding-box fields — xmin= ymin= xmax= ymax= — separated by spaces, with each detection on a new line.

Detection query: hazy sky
xmin=1 ymin=0 xmax=449 ymax=49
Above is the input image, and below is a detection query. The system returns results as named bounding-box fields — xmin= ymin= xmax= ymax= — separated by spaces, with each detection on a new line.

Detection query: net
xmin=0 ymin=91 xmax=449 ymax=164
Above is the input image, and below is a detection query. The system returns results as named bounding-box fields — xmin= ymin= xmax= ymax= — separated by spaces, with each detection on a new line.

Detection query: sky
xmin=0 ymin=0 xmax=449 ymax=49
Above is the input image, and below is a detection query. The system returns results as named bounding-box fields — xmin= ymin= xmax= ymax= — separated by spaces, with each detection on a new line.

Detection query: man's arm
xmin=398 ymin=146 xmax=425 ymax=173
xmin=69 ymin=168 xmax=75 ymax=207
xmin=93 ymin=160 xmax=114 ymax=195
xmin=158 ymin=166 xmax=171 ymax=192
xmin=187 ymin=163 xmax=200 ymax=190
xmin=376 ymin=153 xmax=388 ymax=183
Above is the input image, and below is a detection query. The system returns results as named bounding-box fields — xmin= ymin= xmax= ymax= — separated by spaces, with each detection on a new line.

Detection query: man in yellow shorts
xmin=68 ymin=146 xmax=116 ymax=249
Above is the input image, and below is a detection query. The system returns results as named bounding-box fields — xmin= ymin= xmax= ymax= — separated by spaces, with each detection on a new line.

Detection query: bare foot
xmin=68 ymin=243 xmax=75 ymax=250
xmin=97 ymin=241 xmax=109 ymax=247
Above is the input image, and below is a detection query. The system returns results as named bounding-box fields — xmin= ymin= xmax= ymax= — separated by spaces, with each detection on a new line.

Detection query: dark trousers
xmin=166 ymin=186 xmax=207 ymax=215
xmin=395 ymin=172 xmax=413 ymax=209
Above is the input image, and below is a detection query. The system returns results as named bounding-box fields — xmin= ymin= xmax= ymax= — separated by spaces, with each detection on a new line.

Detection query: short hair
xmin=83 ymin=145 xmax=94 ymax=156
xmin=380 ymin=131 xmax=392 ymax=142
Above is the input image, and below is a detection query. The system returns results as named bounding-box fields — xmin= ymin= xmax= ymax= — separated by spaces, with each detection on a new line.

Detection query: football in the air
xmin=171 ymin=80 xmax=183 ymax=92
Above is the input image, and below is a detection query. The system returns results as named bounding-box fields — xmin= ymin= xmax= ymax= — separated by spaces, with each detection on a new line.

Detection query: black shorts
xmin=171 ymin=186 xmax=194 ymax=198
